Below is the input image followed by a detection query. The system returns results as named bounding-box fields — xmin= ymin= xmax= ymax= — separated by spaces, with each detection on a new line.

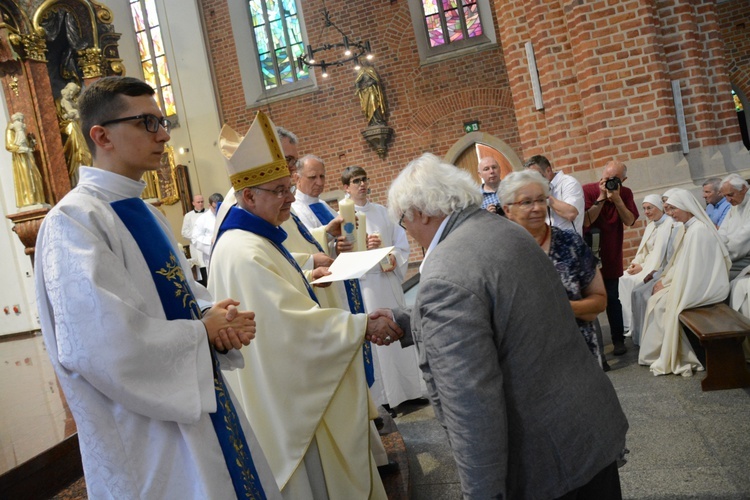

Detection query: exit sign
xmin=463 ymin=120 xmax=480 ymax=133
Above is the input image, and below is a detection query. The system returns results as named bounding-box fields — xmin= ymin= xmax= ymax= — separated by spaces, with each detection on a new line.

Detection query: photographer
xmin=583 ymin=160 xmax=639 ymax=356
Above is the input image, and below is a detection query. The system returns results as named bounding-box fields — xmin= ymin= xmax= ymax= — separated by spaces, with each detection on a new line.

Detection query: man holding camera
xmin=478 ymin=156 xmax=503 ymax=214
xmin=583 ymin=160 xmax=639 ymax=356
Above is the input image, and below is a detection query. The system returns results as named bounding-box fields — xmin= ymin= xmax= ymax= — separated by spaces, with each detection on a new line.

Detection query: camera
xmin=604 ymin=177 xmax=622 ymax=191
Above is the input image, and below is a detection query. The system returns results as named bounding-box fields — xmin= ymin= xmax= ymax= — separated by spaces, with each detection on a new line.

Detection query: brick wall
xmin=719 ymin=0 xmax=750 ymax=99
xmin=200 ymin=0 xmax=745 ymax=266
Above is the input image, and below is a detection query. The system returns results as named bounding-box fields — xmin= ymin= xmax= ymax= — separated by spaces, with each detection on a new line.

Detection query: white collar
xmin=294 ymin=190 xmax=320 ymax=205
xmin=77 ymin=166 xmax=146 ymax=199
xmin=419 ymin=216 xmax=451 ymax=274
xmin=354 ymin=200 xmax=371 ymax=211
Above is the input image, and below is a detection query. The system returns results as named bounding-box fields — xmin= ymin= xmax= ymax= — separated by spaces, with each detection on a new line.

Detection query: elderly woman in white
xmin=638 ymin=189 xmax=730 ymax=376
xmin=620 ymin=194 xmax=673 ymax=336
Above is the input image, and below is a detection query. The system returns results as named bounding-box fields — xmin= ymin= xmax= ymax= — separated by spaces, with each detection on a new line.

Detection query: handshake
xmin=365 ymin=309 xmax=405 ymax=346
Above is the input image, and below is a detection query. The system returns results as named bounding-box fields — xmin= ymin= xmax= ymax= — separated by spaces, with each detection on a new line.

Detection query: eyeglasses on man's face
xmin=100 ymin=114 xmax=171 ymax=133
xmin=398 ymin=213 xmax=406 ymax=229
xmin=350 ymin=177 xmax=369 ymax=186
xmin=253 ymin=185 xmax=294 ymax=199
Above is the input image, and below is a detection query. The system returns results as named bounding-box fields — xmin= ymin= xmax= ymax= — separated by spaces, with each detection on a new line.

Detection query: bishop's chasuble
xmin=209 ymin=206 xmax=387 ymax=500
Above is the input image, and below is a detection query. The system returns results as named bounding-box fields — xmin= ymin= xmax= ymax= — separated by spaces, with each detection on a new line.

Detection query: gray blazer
xmin=395 ymin=206 xmax=628 ymax=499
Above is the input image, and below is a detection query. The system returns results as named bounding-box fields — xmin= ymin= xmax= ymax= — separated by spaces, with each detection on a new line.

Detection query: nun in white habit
xmin=620 ymin=194 xmax=673 ymax=332
xmin=638 ymin=188 xmax=731 ymax=376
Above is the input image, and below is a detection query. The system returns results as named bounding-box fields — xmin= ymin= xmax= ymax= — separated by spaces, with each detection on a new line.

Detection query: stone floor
xmin=394 ymin=323 xmax=750 ymax=499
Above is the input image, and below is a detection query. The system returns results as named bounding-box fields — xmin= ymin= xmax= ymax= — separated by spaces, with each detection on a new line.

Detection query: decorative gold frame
xmin=156 ymin=144 xmax=179 ymax=205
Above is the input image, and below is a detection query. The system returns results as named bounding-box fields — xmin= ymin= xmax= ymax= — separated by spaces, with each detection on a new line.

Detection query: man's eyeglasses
xmin=507 ymin=197 xmax=548 ymax=210
xmin=253 ymin=185 xmax=294 ymax=199
xmin=398 ymin=213 xmax=406 ymax=229
xmin=350 ymin=177 xmax=369 ymax=185
xmin=99 ymin=114 xmax=171 ymax=133
xmin=285 ymin=155 xmax=297 ymax=167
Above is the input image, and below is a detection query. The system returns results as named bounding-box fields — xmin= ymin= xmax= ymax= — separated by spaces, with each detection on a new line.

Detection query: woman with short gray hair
xmin=502 ymin=170 xmax=606 ymax=362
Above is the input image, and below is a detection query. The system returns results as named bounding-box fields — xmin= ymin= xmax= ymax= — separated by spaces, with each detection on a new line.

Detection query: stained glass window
xmin=249 ymin=0 xmax=309 ymax=90
xmin=129 ymin=0 xmax=176 ymax=116
xmin=422 ymin=0 xmax=483 ymax=48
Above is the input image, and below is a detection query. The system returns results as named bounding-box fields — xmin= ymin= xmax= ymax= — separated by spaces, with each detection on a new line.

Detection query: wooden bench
xmin=679 ymin=303 xmax=750 ymax=391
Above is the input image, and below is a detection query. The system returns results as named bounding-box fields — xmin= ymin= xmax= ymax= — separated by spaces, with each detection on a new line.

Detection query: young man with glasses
xmin=34 ymin=76 xmax=280 ymax=499
xmin=341 ymin=166 xmax=425 ymax=420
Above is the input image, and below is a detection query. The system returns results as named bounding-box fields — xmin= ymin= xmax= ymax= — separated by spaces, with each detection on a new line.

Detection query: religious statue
xmin=355 ymin=65 xmax=387 ymax=126
xmin=58 ymin=82 xmax=91 ymax=187
xmin=5 ymin=112 xmax=46 ymax=208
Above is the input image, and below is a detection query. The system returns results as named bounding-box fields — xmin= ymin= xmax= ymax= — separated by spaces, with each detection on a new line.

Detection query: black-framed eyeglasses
xmin=398 ymin=213 xmax=406 ymax=229
xmin=285 ymin=155 xmax=297 ymax=167
xmin=99 ymin=114 xmax=171 ymax=133
xmin=253 ymin=185 xmax=294 ymax=199
xmin=350 ymin=177 xmax=369 ymax=185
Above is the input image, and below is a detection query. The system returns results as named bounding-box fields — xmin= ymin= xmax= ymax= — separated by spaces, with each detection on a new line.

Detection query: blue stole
xmin=110 ymin=198 xmax=266 ymax=500
xmin=217 ymin=207 xmax=319 ymax=305
xmin=303 ymin=204 xmax=374 ymax=387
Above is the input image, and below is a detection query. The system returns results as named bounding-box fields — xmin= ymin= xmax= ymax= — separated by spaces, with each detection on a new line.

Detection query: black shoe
xmin=382 ymin=404 xmax=397 ymax=419
xmin=377 ymin=460 xmax=399 ymax=475
xmin=613 ymin=341 xmax=627 ymax=356
xmin=602 ymin=360 xmax=611 ymax=372
xmin=374 ymin=417 xmax=384 ymax=430
xmin=408 ymin=397 xmax=430 ymax=406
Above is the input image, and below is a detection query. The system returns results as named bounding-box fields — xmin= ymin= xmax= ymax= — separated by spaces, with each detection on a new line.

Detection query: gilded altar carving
xmin=76 ymin=46 xmax=101 ymax=78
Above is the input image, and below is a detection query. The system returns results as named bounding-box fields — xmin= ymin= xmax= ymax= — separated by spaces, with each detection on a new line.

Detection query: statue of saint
xmin=355 ymin=65 xmax=387 ymax=126
xmin=5 ymin=112 xmax=46 ymax=208
xmin=58 ymin=82 xmax=91 ymax=187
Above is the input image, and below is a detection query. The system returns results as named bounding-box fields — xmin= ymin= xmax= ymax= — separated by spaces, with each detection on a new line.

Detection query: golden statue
xmin=5 ymin=112 xmax=46 ymax=208
xmin=355 ymin=65 xmax=387 ymax=126
xmin=142 ymin=170 xmax=160 ymax=200
xmin=58 ymin=82 xmax=91 ymax=187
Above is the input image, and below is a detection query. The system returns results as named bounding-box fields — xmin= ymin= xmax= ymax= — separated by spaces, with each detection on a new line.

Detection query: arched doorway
xmin=444 ymin=132 xmax=523 ymax=185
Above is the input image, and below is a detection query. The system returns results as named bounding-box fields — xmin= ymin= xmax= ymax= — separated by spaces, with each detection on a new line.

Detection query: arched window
xmin=129 ymin=0 xmax=176 ymax=117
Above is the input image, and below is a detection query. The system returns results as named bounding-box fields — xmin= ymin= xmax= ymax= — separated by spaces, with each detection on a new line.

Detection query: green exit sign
xmin=464 ymin=120 xmax=480 ymax=133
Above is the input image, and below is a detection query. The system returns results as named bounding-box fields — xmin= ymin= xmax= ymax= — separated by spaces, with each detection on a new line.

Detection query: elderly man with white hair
xmin=385 ymin=153 xmax=628 ymax=499
xmin=718 ymin=173 xmax=750 ymax=279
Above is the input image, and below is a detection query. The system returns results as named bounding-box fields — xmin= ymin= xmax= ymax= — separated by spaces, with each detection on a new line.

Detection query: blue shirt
xmin=481 ymin=186 xmax=500 ymax=209
xmin=706 ymin=197 xmax=730 ymax=227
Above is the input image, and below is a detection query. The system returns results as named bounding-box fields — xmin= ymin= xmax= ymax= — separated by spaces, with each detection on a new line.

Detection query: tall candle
xmin=338 ymin=196 xmax=357 ymax=245
xmin=356 ymin=211 xmax=367 ymax=251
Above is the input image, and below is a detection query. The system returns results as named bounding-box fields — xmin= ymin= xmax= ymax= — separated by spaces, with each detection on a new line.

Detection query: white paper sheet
xmin=310 ymin=246 xmax=394 ymax=284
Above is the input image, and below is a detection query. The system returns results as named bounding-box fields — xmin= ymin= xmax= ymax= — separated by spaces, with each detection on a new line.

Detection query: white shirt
xmin=181 ymin=209 xmax=206 ymax=267
xmin=420 ymin=216 xmax=451 ymax=274
xmin=292 ymin=190 xmax=337 ymax=229
xmin=549 ymin=171 xmax=585 ymax=235
xmin=192 ymin=209 xmax=217 ymax=266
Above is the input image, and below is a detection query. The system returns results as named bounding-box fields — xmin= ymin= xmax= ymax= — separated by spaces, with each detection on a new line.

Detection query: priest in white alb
xmin=35 ymin=76 xmax=280 ymax=499
xmin=208 ymin=112 xmax=402 ymax=499
xmin=341 ymin=165 xmax=425 ymax=415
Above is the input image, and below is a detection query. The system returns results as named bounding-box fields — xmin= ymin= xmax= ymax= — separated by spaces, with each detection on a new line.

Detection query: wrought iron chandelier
xmin=297 ymin=2 xmax=374 ymax=78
